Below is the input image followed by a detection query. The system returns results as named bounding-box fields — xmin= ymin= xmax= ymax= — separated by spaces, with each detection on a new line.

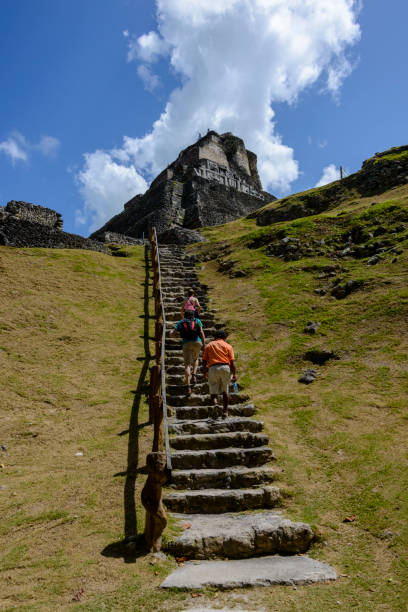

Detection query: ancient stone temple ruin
xmin=193 ymin=158 xmax=264 ymax=199
xmin=91 ymin=131 xmax=275 ymax=244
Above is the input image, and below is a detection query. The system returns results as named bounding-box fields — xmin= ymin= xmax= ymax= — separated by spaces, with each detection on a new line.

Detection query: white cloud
xmin=137 ymin=65 xmax=161 ymax=92
xmin=0 ymin=136 xmax=28 ymax=163
xmin=129 ymin=30 xmax=170 ymax=63
xmin=315 ymin=163 xmax=339 ymax=187
xmin=76 ymin=150 xmax=148 ymax=232
xmin=0 ymin=131 xmax=60 ymax=164
xmin=77 ymin=0 xmax=361 ymax=230
xmin=35 ymin=135 xmax=60 ymax=157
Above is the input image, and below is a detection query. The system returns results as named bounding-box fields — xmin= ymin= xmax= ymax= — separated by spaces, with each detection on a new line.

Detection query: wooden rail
xmin=141 ymin=228 xmax=172 ymax=552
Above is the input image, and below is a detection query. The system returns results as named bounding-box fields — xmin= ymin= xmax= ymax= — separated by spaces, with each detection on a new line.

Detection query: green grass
xmin=0 ymin=245 xmax=192 ymax=612
xmin=2 ymin=177 xmax=408 ymax=610
xmin=188 ymin=184 xmax=408 ymax=610
xmin=373 ymin=149 xmax=408 ymax=163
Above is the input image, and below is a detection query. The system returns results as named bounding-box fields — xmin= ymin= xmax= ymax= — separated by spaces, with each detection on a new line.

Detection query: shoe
xmin=222 ymin=409 xmax=229 ymax=419
xmin=186 ymin=385 xmax=192 ymax=396
xmin=211 ymin=404 xmax=220 ymax=420
xmin=191 ymin=374 xmax=197 ymax=385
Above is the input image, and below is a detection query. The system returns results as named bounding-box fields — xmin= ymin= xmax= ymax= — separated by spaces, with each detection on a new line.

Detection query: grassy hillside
xmin=187 ymin=182 xmax=408 ymax=610
xmin=1 ymin=180 xmax=408 ymax=611
xmin=251 ymin=145 xmax=408 ymax=226
xmin=0 ymin=247 xmax=186 ymax=612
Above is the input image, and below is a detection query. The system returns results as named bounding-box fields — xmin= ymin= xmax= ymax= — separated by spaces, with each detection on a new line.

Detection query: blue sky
xmin=0 ymin=0 xmax=407 ymax=237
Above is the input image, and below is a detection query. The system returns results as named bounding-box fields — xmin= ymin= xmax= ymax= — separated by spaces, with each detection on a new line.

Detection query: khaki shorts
xmin=208 ymin=364 xmax=231 ymax=395
xmin=182 ymin=341 xmax=202 ymax=366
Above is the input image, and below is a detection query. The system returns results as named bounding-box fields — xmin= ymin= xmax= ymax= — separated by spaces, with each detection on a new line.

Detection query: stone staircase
xmin=158 ymin=244 xmax=336 ymax=589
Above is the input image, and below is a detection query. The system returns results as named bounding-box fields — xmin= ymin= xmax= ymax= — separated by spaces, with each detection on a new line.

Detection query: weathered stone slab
xmin=161 ymin=555 xmax=336 ymax=589
xmin=168 ymin=393 xmax=249 ymax=407
xmin=170 ymin=446 xmax=273 ymax=470
xmin=170 ymin=431 xmax=269 ymax=451
xmin=166 ymin=512 xmax=313 ymax=558
xmin=175 ymin=403 xmax=256 ymax=420
xmin=169 ymin=417 xmax=264 ymax=436
xmin=164 ymin=485 xmax=280 ymax=513
xmin=170 ymin=465 xmax=275 ymax=490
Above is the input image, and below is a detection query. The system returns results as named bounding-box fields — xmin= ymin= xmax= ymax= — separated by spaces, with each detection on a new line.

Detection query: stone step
xmin=170 ymin=431 xmax=269 ymax=451
xmin=161 ymin=281 xmax=204 ymax=288
xmin=170 ymin=445 xmax=273 ymax=470
xmin=167 ymin=381 xmax=236 ymax=396
xmin=166 ymin=512 xmax=313 ymax=559
xmin=169 ymin=465 xmax=276 ymax=490
xmin=162 ymin=293 xmax=211 ymax=302
xmin=164 ymin=311 xmax=211 ymax=318
xmin=163 ymin=296 xmax=207 ymax=303
xmin=165 ymin=351 xmax=213 ymax=361
xmin=164 ymin=348 xmax=223 ymax=361
xmin=163 ymin=304 xmax=210 ymax=315
xmin=162 ymin=287 xmax=207 ymax=296
xmin=174 ymin=402 xmax=256 ymax=420
xmin=163 ymin=485 xmax=281 ymax=513
xmin=166 ymin=374 xmax=205 ymax=385
xmin=160 ymin=260 xmax=200 ymax=266
xmin=168 ymin=417 xmax=263 ymax=436
xmin=165 ymin=371 xmax=223 ymax=383
xmin=168 ymin=393 xmax=249 ymax=407
xmin=161 ymin=270 xmax=195 ymax=277
xmin=166 ymin=355 xmax=186 ymax=365
xmin=165 ymin=328 xmax=217 ymax=338
xmin=165 ymin=364 xmax=206 ymax=376
xmin=163 ymin=298 xmax=207 ymax=304
xmin=163 ymin=302 xmax=207 ymax=311
xmin=160 ymin=270 xmax=197 ymax=277
xmin=162 ymin=275 xmax=195 ymax=281
xmin=162 ymin=280 xmax=206 ymax=287
xmin=163 ymin=282 xmax=200 ymax=290
xmin=166 ymin=364 xmax=190 ymax=376
xmin=162 ymin=276 xmax=198 ymax=283
xmin=160 ymin=261 xmax=193 ymax=266
xmin=161 ymin=555 xmax=336 ymax=589
xmin=164 ymin=308 xmax=211 ymax=317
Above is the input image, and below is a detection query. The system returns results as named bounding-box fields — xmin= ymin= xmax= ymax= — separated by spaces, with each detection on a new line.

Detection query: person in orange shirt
xmin=202 ymin=330 xmax=237 ymax=419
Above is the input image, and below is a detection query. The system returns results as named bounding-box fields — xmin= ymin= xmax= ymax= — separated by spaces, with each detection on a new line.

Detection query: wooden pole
xmin=152 ymin=395 xmax=164 ymax=453
xmin=155 ymin=293 xmax=162 ymax=319
xmin=155 ymin=320 xmax=163 ymax=368
xmin=155 ymin=340 xmax=162 ymax=365
xmin=149 ymin=365 xmax=161 ymax=424
xmin=153 ymin=269 xmax=159 ymax=293
xmin=141 ymin=452 xmax=168 ymax=552
xmin=141 ymin=226 xmax=169 ymax=553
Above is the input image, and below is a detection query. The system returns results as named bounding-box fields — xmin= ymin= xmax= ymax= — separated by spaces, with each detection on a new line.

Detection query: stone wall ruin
xmin=3 ymin=200 xmax=63 ymax=229
xmin=0 ymin=200 xmax=107 ymax=253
